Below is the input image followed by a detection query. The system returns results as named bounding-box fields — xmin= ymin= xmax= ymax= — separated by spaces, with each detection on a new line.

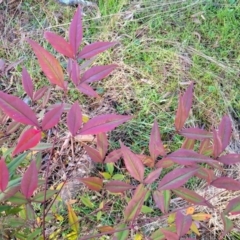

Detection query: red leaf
xmin=97 ymin=133 xmax=108 ymax=160
xmin=44 ymin=31 xmax=74 ymax=58
xmin=78 ymin=42 xmax=117 ymax=59
xmin=218 ymin=154 xmax=240 ymax=165
xmin=144 ymin=168 xmax=162 ymax=184
xmin=68 ymin=59 xmax=80 ymax=85
xmin=81 ymin=65 xmax=117 ymax=83
xmin=213 ymin=129 xmax=222 ymax=159
xmin=69 ymin=6 xmax=82 ymax=55
xmin=77 ymin=83 xmax=99 ymax=97
xmin=83 ymin=144 xmax=103 ymax=163
xmin=105 ymin=180 xmax=134 ymax=193
xmin=12 ymin=128 xmax=42 ymax=156
xmin=0 ymin=158 xmax=9 ymax=192
xmin=180 ymin=128 xmax=212 ymax=140
xmin=21 ymin=160 xmax=38 ymax=198
xmin=149 ymin=120 xmax=166 ymax=161
xmin=22 ymin=68 xmax=34 ymax=100
xmin=153 ymin=190 xmax=171 ymax=214
xmin=42 ymin=104 xmax=63 ymax=130
xmin=79 ymin=114 xmax=132 ymax=135
xmin=105 ymin=149 xmax=122 ymax=163
xmin=33 ymin=86 xmax=49 ymax=101
xmin=224 ymin=196 xmax=240 ymax=215
xmin=218 ymin=115 xmax=232 ymax=151
xmin=182 ymin=138 xmax=195 ymax=150
xmin=158 ymin=167 xmax=198 ymax=190
xmin=161 ymin=229 xmax=178 ymax=240
xmin=67 ymin=101 xmax=82 ymax=136
xmin=80 ymin=177 xmax=103 ymax=191
xmin=211 ymin=177 xmax=240 ymax=190
xmin=0 ymin=91 xmax=39 ymax=127
xmin=176 ymin=211 xmax=192 ymax=237
xmin=27 ymin=39 xmax=65 ymax=89
xmin=124 ymin=184 xmax=147 ymax=222
xmin=120 ymin=142 xmax=145 ymax=182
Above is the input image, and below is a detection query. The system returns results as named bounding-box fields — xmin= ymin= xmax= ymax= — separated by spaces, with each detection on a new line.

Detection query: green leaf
xmin=0 ymin=205 xmax=12 ymax=213
xmin=6 ymin=217 xmax=26 ymax=227
xmin=67 ymin=203 xmax=80 ymax=234
xmin=141 ymin=205 xmax=153 ymax=213
xmin=106 ymin=163 xmax=114 ymax=175
xmin=153 ymin=190 xmax=171 ymax=213
xmin=100 ymin=172 xmax=111 ymax=180
xmin=8 ymin=192 xmax=28 ymax=204
xmin=7 ymin=152 xmax=28 ymax=177
xmin=112 ymin=174 xmax=125 ymax=180
xmin=32 ymin=190 xmax=57 ymax=203
xmin=221 ymin=213 xmax=234 ymax=236
xmin=81 ymin=196 xmax=94 ymax=208
xmin=28 ymin=228 xmax=42 ymax=239
xmin=113 ymin=223 xmax=129 ymax=240
xmin=97 ymin=211 xmax=102 ymax=221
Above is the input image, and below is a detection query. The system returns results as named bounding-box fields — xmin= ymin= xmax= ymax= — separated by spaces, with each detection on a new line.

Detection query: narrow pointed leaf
xmin=173 ymin=187 xmax=213 ymax=208
xmin=161 ymin=230 xmax=178 ymax=240
xmin=69 ymin=6 xmax=82 ymax=55
xmin=158 ymin=167 xmax=198 ymax=190
xmin=6 ymin=121 xmax=22 ymax=134
xmin=194 ymin=167 xmax=215 ymax=183
xmin=156 ymin=159 xmax=175 ymax=169
xmin=80 ymin=177 xmax=103 ymax=191
xmin=78 ymin=42 xmax=117 ymax=59
xmin=153 ymin=190 xmax=171 ymax=213
xmin=221 ymin=213 xmax=233 ymax=237
xmin=175 ymin=96 xmax=186 ymax=131
xmin=13 ymin=128 xmax=42 ymax=156
xmin=149 ymin=120 xmax=166 ymax=161
xmin=22 ymin=68 xmax=34 ymax=100
xmin=0 ymin=158 xmax=9 ymax=192
xmin=182 ymin=82 xmax=194 ymax=114
xmin=218 ymin=115 xmax=232 ymax=151
xmin=224 ymin=196 xmax=240 ymax=215
xmin=199 ymin=138 xmax=213 ymax=156
xmin=180 ymin=128 xmax=212 ymax=140
xmin=44 ymin=31 xmax=74 ymax=58
xmin=176 ymin=210 xmax=192 ymax=237
xmin=191 ymin=213 xmax=212 ymax=221
xmin=144 ymin=168 xmax=162 ymax=184
xmin=68 ymin=59 xmax=80 ymax=85
xmin=97 ymin=133 xmax=108 ymax=159
xmin=33 ymin=86 xmax=48 ymax=101
xmin=77 ymin=83 xmax=99 ymax=97
xmin=81 ymin=65 xmax=117 ymax=83
xmin=83 ymin=144 xmax=103 ymax=163
xmin=27 ymin=39 xmax=65 ymax=89
xmin=151 ymin=226 xmax=176 ymax=240
xmin=0 ymin=91 xmax=39 ymax=127
xmin=213 ymin=129 xmax=222 ymax=158
xmin=67 ymin=101 xmax=82 ymax=136
xmin=120 ymin=142 xmax=144 ymax=182
xmin=21 ymin=160 xmax=38 ymax=198
xmin=32 ymin=190 xmax=57 ymax=203
xmin=105 ymin=180 xmax=134 ymax=193
xmin=105 ymin=149 xmax=122 ymax=163
xmin=124 ymin=184 xmax=147 ymax=222
xmin=113 ymin=223 xmax=129 ymax=240
xmin=8 ymin=192 xmax=28 ymax=204
xmin=79 ymin=114 xmax=132 ymax=135
xmin=182 ymin=138 xmax=195 ymax=150
xmin=67 ymin=203 xmax=79 ymax=234
xmin=42 ymin=104 xmax=63 ymax=130
xmin=7 ymin=153 xmax=28 ymax=177
xmin=218 ymin=154 xmax=240 ymax=165
xmin=211 ymin=177 xmax=240 ymax=190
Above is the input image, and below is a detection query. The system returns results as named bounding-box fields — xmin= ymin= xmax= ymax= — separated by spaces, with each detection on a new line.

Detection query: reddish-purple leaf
xmin=79 ymin=114 xmax=132 ymax=135
xmin=158 ymin=167 xmax=198 ymax=190
xmin=21 ymin=160 xmax=38 ymax=198
xmin=12 ymin=128 xmax=42 ymax=156
xmin=68 ymin=59 xmax=80 ymax=85
xmin=182 ymin=82 xmax=194 ymax=114
xmin=213 ymin=129 xmax=222 ymax=159
xmin=105 ymin=180 xmax=134 ymax=193
xmin=224 ymin=196 xmax=240 ymax=215
xmin=27 ymin=39 xmax=65 ymax=89
xmin=173 ymin=187 xmax=213 ymax=208
xmin=218 ymin=154 xmax=240 ymax=165
xmin=161 ymin=229 xmax=178 ymax=240
xmin=77 ymin=83 xmax=99 ymax=97
xmin=176 ymin=210 xmax=192 ymax=237
xmin=182 ymin=138 xmax=195 ymax=150
xmin=79 ymin=177 xmax=103 ymax=191
xmin=221 ymin=213 xmax=234 ymax=237
xmin=97 ymin=133 xmax=108 ymax=160
xmin=42 ymin=88 xmax=51 ymax=108
xmin=199 ymin=138 xmax=213 ymax=156
xmin=153 ymin=190 xmax=171 ymax=214
xmin=124 ymin=184 xmax=147 ymax=222
xmin=42 ymin=104 xmax=63 ymax=130
xmin=69 ymin=6 xmax=82 ymax=55
xmin=67 ymin=101 xmax=82 ymax=136
xmin=22 ymin=68 xmax=34 ymax=100
xmin=120 ymin=142 xmax=144 ymax=182
xmin=105 ymin=149 xmax=122 ymax=163
xmin=78 ymin=42 xmax=117 ymax=59
xmin=175 ymin=96 xmax=186 ymax=131
xmin=0 ymin=158 xmax=9 ymax=192
xmin=211 ymin=177 xmax=240 ymax=190
xmin=218 ymin=115 xmax=232 ymax=151
xmin=0 ymin=91 xmax=39 ymax=127
xmin=194 ymin=167 xmax=215 ymax=184
xmin=156 ymin=159 xmax=175 ymax=169
xmin=180 ymin=128 xmax=212 ymax=140
xmin=33 ymin=86 xmax=49 ymax=101
xmin=6 ymin=121 xmax=22 ymax=135
xmin=149 ymin=120 xmax=166 ymax=161
xmin=81 ymin=65 xmax=117 ymax=84
xmin=83 ymin=144 xmax=103 ymax=163
xmin=144 ymin=168 xmax=162 ymax=184
xmin=44 ymin=31 xmax=74 ymax=58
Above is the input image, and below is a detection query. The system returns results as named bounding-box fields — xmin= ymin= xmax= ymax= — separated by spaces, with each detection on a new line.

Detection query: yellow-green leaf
xmin=81 ymin=196 xmax=94 ymax=208
xmin=141 ymin=205 xmax=153 ymax=213
xmin=67 ymin=203 xmax=79 ymax=234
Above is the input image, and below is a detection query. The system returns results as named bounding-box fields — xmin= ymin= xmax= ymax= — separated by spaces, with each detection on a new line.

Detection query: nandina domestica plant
xmin=0 ymin=6 xmax=239 ymax=240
